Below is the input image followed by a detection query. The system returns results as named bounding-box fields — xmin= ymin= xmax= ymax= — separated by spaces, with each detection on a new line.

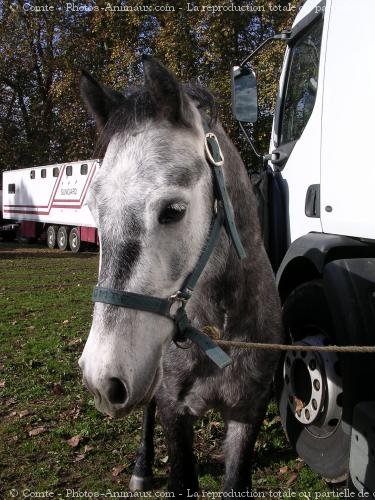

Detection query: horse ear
xmin=142 ymin=55 xmax=189 ymax=125
xmin=80 ymin=70 xmax=124 ymax=130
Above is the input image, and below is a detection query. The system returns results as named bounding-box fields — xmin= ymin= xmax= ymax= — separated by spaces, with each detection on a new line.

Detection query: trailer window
xmin=8 ymin=183 xmax=15 ymax=194
xmin=66 ymin=165 xmax=72 ymax=176
xmin=30 ymin=170 xmax=35 ymax=179
xmin=41 ymin=169 xmax=46 ymax=178
xmin=80 ymin=164 xmax=88 ymax=175
xmin=280 ymin=17 xmax=324 ymax=145
xmin=53 ymin=167 xmax=59 ymax=177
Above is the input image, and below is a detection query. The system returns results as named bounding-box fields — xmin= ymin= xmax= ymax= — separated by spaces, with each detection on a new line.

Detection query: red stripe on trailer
xmin=4 ymin=208 xmax=50 ymax=215
xmin=5 ymin=204 xmax=87 ymax=214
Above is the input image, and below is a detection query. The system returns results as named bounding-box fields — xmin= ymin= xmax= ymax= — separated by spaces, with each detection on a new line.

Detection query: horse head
xmin=79 ymin=57 xmax=218 ymax=417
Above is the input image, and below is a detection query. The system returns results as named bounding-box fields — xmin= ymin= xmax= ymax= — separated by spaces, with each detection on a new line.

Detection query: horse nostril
xmin=107 ymin=377 xmax=127 ymax=405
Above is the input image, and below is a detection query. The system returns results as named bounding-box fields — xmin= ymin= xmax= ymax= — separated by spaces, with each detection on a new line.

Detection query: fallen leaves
xmin=0 ymin=379 xmax=5 ymax=388
xmin=279 ymin=465 xmax=289 ymax=475
xmin=67 ymin=434 xmax=81 ymax=448
xmin=294 ymin=397 xmax=305 ymax=413
xmin=286 ymin=473 xmax=298 ymax=487
xmin=29 ymin=426 xmax=46 ymax=437
xmin=71 ymin=444 xmax=94 ymax=462
xmin=52 ymin=383 xmax=63 ymax=395
xmin=67 ymin=337 xmax=82 ymax=347
xmin=295 ymin=458 xmax=305 ymax=471
xmin=111 ymin=464 xmax=126 ymax=477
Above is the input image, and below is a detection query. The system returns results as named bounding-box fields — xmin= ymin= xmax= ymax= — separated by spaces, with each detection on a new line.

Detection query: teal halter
xmin=92 ymin=125 xmax=246 ymax=369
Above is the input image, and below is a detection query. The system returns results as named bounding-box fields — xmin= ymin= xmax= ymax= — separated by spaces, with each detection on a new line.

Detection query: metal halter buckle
xmin=168 ymin=291 xmax=187 ymax=317
xmin=205 ymin=132 xmax=224 ymax=167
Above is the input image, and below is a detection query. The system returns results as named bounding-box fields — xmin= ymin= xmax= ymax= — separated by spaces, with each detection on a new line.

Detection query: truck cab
xmin=232 ymin=0 xmax=375 ymax=492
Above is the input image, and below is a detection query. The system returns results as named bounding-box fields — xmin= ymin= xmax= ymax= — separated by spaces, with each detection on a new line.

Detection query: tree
xmin=0 ymin=0 xmax=300 ymax=174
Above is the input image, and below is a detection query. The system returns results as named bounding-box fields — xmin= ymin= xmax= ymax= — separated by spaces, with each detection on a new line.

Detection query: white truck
xmin=232 ymin=0 xmax=375 ymax=493
xmin=1 ymin=159 xmax=100 ymax=252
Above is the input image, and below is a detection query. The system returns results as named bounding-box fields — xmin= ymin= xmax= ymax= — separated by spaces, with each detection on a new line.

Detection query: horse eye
xmin=159 ymin=203 xmax=187 ymax=224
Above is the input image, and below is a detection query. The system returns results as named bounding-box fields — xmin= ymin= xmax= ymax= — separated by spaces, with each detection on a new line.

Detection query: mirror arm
xmin=240 ymin=30 xmax=291 ymax=67
xmin=237 ymin=29 xmax=291 ymax=164
xmin=239 ymin=122 xmax=263 ymax=160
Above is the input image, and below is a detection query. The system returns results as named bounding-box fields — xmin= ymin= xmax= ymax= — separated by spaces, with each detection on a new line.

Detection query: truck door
xmin=270 ymin=5 xmax=327 ymax=246
xmin=320 ymin=0 xmax=375 ymax=240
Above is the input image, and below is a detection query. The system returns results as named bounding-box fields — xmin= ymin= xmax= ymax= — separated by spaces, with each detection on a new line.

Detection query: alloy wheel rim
xmin=283 ymin=334 xmax=343 ymax=438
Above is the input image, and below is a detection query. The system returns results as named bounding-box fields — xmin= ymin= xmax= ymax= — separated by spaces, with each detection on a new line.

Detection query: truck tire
xmin=69 ymin=227 xmax=81 ymax=253
xmin=57 ymin=226 xmax=68 ymax=251
xmin=46 ymin=225 xmax=57 ymax=249
xmin=278 ymin=280 xmax=349 ymax=482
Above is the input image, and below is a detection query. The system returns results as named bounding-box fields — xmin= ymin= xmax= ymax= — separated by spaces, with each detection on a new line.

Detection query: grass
xmin=0 ymin=242 xmax=330 ymax=499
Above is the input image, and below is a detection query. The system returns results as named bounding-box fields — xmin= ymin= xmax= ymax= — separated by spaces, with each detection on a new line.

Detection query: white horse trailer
xmin=232 ymin=0 xmax=375 ymax=493
xmin=1 ymin=159 xmax=99 ymax=252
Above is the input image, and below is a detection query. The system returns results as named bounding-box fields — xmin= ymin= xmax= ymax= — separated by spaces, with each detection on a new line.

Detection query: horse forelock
xmin=95 ymin=83 xmax=216 ymax=157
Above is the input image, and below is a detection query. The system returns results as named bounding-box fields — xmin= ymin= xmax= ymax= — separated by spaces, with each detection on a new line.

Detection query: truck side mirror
xmin=231 ymin=66 xmax=258 ymax=123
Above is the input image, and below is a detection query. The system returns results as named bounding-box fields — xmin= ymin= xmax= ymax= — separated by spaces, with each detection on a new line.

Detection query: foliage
xmin=0 ymin=0 xmax=301 ymax=175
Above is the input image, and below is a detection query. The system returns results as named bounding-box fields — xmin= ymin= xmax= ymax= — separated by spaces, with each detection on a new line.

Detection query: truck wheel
xmin=279 ymin=280 xmax=349 ymax=482
xmin=46 ymin=225 xmax=57 ymax=249
xmin=69 ymin=227 xmax=81 ymax=253
xmin=57 ymin=226 xmax=68 ymax=251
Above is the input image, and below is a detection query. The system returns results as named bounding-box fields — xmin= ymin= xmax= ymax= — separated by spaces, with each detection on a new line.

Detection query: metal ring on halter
xmin=173 ymin=337 xmax=192 ymax=350
xmin=205 ymin=132 xmax=224 ymax=167
xmin=168 ymin=291 xmax=188 ymax=317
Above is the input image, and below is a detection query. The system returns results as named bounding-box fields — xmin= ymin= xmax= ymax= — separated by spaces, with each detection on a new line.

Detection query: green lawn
xmin=0 ymin=242 xmax=329 ymax=499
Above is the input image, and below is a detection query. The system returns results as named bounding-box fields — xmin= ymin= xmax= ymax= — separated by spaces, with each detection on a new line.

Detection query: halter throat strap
xmin=92 ymin=123 xmax=246 ymax=370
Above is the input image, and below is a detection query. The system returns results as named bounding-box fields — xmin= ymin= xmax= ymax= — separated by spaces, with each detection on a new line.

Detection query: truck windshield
xmin=280 ymin=17 xmax=324 ymax=145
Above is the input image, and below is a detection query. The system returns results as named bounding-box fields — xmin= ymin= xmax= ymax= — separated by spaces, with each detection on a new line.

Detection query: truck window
xmin=30 ymin=170 xmax=35 ymax=179
xmin=8 ymin=183 xmax=15 ymax=194
xmin=66 ymin=165 xmax=72 ymax=176
xmin=280 ymin=17 xmax=324 ymax=145
xmin=53 ymin=167 xmax=59 ymax=177
xmin=80 ymin=164 xmax=88 ymax=175
xmin=41 ymin=169 xmax=46 ymax=178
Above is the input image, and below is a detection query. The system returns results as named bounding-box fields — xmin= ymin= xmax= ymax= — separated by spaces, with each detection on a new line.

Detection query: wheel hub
xmin=283 ymin=334 xmax=343 ymax=436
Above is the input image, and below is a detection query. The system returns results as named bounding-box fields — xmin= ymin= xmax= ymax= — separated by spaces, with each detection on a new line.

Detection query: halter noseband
xmin=92 ymin=122 xmax=246 ymax=369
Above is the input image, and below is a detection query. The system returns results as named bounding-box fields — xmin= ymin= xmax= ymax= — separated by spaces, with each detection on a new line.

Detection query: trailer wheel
xmin=69 ymin=227 xmax=81 ymax=253
xmin=57 ymin=226 xmax=68 ymax=251
xmin=46 ymin=225 xmax=57 ymax=249
xmin=278 ymin=280 xmax=349 ymax=482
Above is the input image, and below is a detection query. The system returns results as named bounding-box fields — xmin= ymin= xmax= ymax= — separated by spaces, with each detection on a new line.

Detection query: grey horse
xmin=79 ymin=56 xmax=283 ymax=497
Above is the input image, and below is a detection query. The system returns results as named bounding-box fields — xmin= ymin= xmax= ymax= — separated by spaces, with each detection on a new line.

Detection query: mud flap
xmin=349 ymin=402 xmax=375 ymax=494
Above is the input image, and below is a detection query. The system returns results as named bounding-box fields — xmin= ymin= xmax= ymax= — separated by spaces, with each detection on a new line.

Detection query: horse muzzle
xmin=79 ymin=357 xmax=161 ymax=417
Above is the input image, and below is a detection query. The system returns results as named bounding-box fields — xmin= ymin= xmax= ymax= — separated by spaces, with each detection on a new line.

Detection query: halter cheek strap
xmin=92 ymin=125 xmax=246 ymax=370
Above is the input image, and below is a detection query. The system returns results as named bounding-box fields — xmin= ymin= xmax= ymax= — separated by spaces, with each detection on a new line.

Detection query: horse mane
xmin=95 ymin=83 xmax=217 ymax=157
